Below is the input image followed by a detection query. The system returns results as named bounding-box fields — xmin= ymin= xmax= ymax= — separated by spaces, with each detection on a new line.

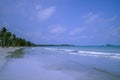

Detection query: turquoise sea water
xmin=0 ymin=46 xmax=120 ymax=80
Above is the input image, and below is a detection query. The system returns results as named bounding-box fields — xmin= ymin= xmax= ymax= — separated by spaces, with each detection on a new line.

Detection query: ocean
xmin=0 ymin=46 xmax=120 ymax=80
xmin=44 ymin=46 xmax=120 ymax=60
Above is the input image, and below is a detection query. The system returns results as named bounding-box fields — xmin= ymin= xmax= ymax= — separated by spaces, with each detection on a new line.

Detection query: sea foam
xmin=44 ymin=47 xmax=120 ymax=60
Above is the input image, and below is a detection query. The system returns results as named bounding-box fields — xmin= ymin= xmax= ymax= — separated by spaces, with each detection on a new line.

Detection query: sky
xmin=0 ymin=0 xmax=120 ymax=45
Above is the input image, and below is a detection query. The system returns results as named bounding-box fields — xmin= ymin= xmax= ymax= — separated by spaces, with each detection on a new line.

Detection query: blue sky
xmin=0 ymin=0 xmax=120 ymax=45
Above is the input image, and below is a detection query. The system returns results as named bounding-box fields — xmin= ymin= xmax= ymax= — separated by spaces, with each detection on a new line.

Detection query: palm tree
xmin=6 ymin=32 xmax=12 ymax=47
xmin=0 ymin=26 xmax=35 ymax=47
xmin=0 ymin=29 xmax=2 ymax=46
xmin=0 ymin=27 xmax=8 ymax=47
xmin=11 ymin=34 xmax=16 ymax=47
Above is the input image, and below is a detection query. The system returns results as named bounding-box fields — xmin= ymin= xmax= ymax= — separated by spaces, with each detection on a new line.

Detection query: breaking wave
xmin=44 ymin=47 xmax=120 ymax=60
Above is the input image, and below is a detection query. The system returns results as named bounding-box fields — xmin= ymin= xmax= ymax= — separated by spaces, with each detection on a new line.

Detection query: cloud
xmin=83 ymin=12 xmax=119 ymax=25
xmin=35 ymin=5 xmax=42 ymax=10
xmin=83 ymin=12 xmax=100 ymax=23
xmin=109 ymin=16 xmax=117 ymax=21
xmin=108 ymin=27 xmax=120 ymax=38
xmin=15 ymin=1 xmax=56 ymax=20
xmin=103 ymin=16 xmax=118 ymax=23
xmin=37 ymin=6 xmax=56 ymax=20
xmin=49 ymin=25 xmax=66 ymax=34
xmin=69 ymin=27 xmax=84 ymax=36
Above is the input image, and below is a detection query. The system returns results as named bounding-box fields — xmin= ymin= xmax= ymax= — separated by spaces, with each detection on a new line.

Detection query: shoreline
xmin=0 ymin=47 xmax=120 ymax=80
xmin=0 ymin=47 xmax=23 ymax=70
xmin=0 ymin=47 xmax=22 ymax=57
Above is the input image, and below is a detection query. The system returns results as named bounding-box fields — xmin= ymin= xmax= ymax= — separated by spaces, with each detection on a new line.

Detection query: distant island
xmin=106 ymin=44 xmax=120 ymax=47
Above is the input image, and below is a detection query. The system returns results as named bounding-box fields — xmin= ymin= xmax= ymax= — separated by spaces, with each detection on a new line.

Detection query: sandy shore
xmin=0 ymin=47 xmax=22 ymax=70
xmin=0 ymin=47 xmax=120 ymax=80
xmin=0 ymin=47 xmax=21 ymax=58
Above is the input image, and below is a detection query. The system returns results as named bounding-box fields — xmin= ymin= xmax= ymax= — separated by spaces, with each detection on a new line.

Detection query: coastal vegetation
xmin=0 ymin=26 xmax=34 ymax=48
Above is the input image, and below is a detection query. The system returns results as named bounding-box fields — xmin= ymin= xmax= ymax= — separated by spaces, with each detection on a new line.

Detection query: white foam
xmin=43 ymin=47 xmax=120 ymax=60
xmin=44 ymin=48 xmax=58 ymax=51
xmin=77 ymin=50 xmax=120 ymax=60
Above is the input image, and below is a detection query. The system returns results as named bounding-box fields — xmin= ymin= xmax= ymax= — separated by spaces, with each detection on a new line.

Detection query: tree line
xmin=0 ymin=26 xmax=35 ymax=48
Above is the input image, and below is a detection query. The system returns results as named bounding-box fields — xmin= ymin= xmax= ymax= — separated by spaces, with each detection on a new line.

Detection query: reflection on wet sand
xmin=7 ymin=48 xmax=25 ymax=58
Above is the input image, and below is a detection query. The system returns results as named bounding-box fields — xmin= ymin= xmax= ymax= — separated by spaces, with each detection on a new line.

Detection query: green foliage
xmin=0 ymin=26 xmax=34 ymax=47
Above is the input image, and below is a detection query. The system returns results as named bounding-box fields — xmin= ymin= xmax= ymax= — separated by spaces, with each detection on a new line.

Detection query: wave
xmin=44 ymin=48 xmax=59 ymax=51
xmin=44 ymin=47 xmax=120 ymax=60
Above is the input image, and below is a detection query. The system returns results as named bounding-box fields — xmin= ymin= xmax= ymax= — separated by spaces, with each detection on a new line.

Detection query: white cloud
xmin=108 ymin=27 xmax=120 ymax=38
xmin=37 ymin=6 xmax=56 ymax=20
xmin=15 ymin=1 xmax=56 ymax=20
xmin=69 ymin=27 xmax=84 ymax=35
xmin=109 ymin=16 xmax=117 ymax=21
xmin=49 ymin=25 xmax=66 ymax=34
xmin=83 ymin=12 xmax=100 ymax=23
xmin=83 ymin=12 xmax=119 ymax=25
xmin=35 ymin=5 xmax=42 ymax=10
xmin=103 ymin=16 xmax=117 ymax=23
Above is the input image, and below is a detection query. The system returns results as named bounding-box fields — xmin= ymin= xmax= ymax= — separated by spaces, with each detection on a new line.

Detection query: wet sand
xmin=0 ymin=47 xmax=22 ymax=70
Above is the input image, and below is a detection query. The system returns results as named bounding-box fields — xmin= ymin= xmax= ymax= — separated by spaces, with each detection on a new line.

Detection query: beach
xmin=0 ymin=46 xmax=120 ymax=80
xmin=0 ymin=47 xmax=22 ymax=70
